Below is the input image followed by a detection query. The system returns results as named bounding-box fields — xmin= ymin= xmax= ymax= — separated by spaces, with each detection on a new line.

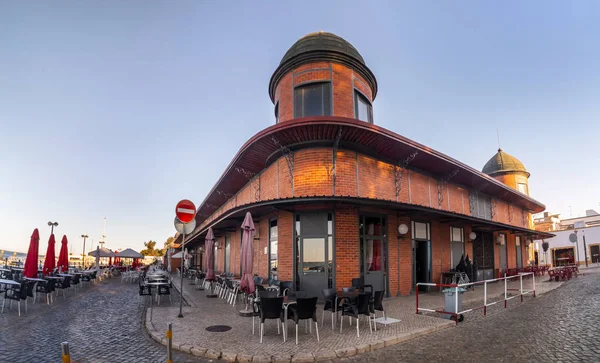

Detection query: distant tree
xmin=140 ymin=240 xmax=161 ymax=256
xmin=162 ymin=236 xmax=175 ymax=256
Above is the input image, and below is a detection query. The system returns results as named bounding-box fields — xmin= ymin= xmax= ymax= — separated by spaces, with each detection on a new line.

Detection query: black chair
xmin=340 ymin=293 xmax=373 ymax=337
xmin=157 ymin=285 xmax=172 ymax=305
xmin=71 ymin=274 xmax=81 ymax=290
xmin=2 ymin=281 xmax=28 ymax=316
xmin=287 ymin=297 xmax=320 ymax=345
xmin=370 ymin=290 xmax=386 ymax=330
xmin=251 ymin=298 xmax=261 ymax=335
xmin=352 ymin=278 xmax=373 ymax=296
xmin=55 ymin=276 xmax=71 ymax=298
xmin=139 ymin=282 xmax=153 ymax=305
xmin=321 ymin=288 xmax=342 ymax=329
xmin=258 ymin=297 xmax=285 ymax=343
xmin=280 ymin=281 xmax=294 ymax=296
xmin=36 ymin=279 xmax=55 ymax=304
xmin=25 ymin=280 xmax=36 ymax=304
xmin=286 ymin=290 xmax=306 ymax=299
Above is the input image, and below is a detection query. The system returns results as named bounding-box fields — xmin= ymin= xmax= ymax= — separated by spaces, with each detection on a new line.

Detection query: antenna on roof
xmin=496 ymin=128 xmax=501 ymax=150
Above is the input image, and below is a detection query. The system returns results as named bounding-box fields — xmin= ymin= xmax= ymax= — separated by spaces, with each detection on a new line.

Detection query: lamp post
xmin=81 ymin=234 xmax=88 ymax=268
xmin=48 ymin=221 xmax=59 ymax=234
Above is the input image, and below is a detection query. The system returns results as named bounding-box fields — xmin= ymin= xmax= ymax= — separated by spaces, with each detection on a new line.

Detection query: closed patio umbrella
xmin=95 ymin=246 xmax=100 ymax=268
xmin=239 ymin=212 xmax=255 ymax=295
xmin=205 ymin=228 xmax=215 ymax=281
xmin=56 ymin=235 xmax=69 ymax=273
xmin=24 ymin=228 xmax=40 ymax=278
xmin=42 ymin=233 xmax=56 ymax=275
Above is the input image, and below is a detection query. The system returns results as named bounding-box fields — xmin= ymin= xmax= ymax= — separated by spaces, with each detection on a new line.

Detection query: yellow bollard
xmin=61 ymin=342 xmax=71 ymax=363
xmin=166 ymin=322 xmax=173 ymax=363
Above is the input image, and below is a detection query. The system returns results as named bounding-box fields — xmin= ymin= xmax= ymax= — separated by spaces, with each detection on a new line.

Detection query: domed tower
xmin=482 ymin=148 xmax=531 ymax=196
xmin=269 ymin=31 xmax=377 ymax=124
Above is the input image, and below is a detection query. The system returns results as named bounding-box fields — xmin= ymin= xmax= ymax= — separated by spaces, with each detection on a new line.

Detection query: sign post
xmin=174 ymin=200 xmax=196 ymax=318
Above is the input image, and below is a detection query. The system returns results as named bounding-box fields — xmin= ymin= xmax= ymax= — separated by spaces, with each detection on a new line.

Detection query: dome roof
xmin=269 ymin=31 xmax=377 ymax=102
xmin=482 ymin=148 xmax=530 ymax=177
xmin=279 ymin=31 xmax=366 ymax=66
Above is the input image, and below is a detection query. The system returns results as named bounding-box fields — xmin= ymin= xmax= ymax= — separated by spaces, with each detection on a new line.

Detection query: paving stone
xmin=272 ymin=355 xmax=292 ymax=363
xmin=334 ymin=346 xmax=357 ymax=358
xmin=237 ymin=353 xmax=254 ymax=363
xmin=204 ymin=349 xmax=221 ymax=359
xmin=355 ymin=343 xmax=371 ymax=353
xmin=252 ymin=355 xmax=273 ymax=363
xmin=369 ymin=340 xmax=385 ymax=351
xmin=179 ymin=344 xmax=193 ymax=354
xmin=313 ymin=350 xmax=337 ymax=362
xmin=383 ymin=336 xmax=399 ymax=346
xmin=221 ymin=351 xmax=237 ymax=362
xmin=291 ymin=352 xmax=314 ymax=362
xmin=190 ymin=347 xmax=207 ymax=357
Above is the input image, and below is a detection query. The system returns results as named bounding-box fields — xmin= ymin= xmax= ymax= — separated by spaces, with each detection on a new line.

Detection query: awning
xmin=117 ymin=248 xmax=143 ymax=259
xmin=88 ymin=247 xmax=115 ymax=258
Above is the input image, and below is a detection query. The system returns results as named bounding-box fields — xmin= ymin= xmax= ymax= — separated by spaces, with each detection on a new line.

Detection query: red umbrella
xmin=114 ymin=251 xmax=120 ymax=265
xmin=56 ymin=235 xmax=69 ymax=273
xmin=42 ymin=234 xmax=56 ymax=275
xmin=23 ymin=228 xmax=40 ymax=278
xmin=109 ymin=257 xmax=112 ymax=265
xmin=239 ymin=212 xmax=256 ymax=294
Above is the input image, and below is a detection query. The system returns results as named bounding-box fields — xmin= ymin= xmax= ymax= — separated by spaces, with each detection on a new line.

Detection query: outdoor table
xmin=145 ymin=281 xmax=170 ymax=305
xmin=25 ymin=277 xmax=46 ymax=282
xmin=0 ymin=268 xmax=11 ymax=272
xmin=46 ymin=276 xmax=63 ymax=279
xmin=58 ymin=274 xmax=74 ymax=277
xmin=0 ymin=279 xmax=20 ymax=286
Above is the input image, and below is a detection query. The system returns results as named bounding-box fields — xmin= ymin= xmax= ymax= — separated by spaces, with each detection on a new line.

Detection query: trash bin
xmin=442 ymin=287 xmax=467 ymax=321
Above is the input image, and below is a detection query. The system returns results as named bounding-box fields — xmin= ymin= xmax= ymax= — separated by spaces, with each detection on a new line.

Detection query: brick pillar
xmin=335 ymin=207 xmax=359 ymax=289
xmin=388 ymin=215 xmax=399 ymax=297
xmin=398 ymin=216 xmax=412 ymax=296
xmin=277 ymin=211 xmax=294 ymax=282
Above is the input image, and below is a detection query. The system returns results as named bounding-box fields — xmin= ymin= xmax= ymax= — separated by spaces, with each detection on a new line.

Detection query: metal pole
xmin=166 ymin=322 xmax=173 ymax=363
xmin=583 ymin=232 xmax=588 ymax=267
xmin=178 ymin=232 xmax=185 ymax=318
xmin=61 ymin=342 xmax=70 ymax=363
xmin=484 ymin=281 xmax=487 ymax=316
xmin=504 ymin=277 xmax=507 ymax=308
xmin=520 ymin=274 xmax=523 ymax=303
xmin=82 ymin=237 xmax=87 ymax=268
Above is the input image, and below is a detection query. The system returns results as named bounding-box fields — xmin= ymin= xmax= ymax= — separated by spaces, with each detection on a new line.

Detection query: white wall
xmin=534 ymin=225 xmax=600 ymax=266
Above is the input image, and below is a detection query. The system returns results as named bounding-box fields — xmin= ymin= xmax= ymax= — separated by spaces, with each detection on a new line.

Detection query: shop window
xmin=269 ymin=220 xmax=278 ymax=279
xmin=450 ymin=227 xmax=464 ymax=268
xmin=517 ymin=183 xmax=528 ymax=195
xmin=354 ymin=91 xmax=373 ymax=123
xmin=294 ymin=82 xmax=331 ymax=118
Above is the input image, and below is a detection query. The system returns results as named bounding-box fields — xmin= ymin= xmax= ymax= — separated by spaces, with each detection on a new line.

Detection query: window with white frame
xmin=450 ymin=227 xmax=464 ymax=268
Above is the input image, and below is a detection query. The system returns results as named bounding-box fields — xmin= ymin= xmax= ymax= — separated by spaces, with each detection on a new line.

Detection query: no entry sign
xmin=175 ymin=199 xmax=196 ymax=223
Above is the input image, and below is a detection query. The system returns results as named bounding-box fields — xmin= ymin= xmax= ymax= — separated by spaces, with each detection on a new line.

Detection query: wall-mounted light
xmin=214 ymin=241 xmax=220 ymax=248
xmin=496 ymin=235 xmax=506 ymax=246
xmin=199 ymin=246 xmax=204 ymax=253
xmin=397 ymin=223 xmax=409 ymax=239
xmin=468 ymin=232 xmax=477 ymax=243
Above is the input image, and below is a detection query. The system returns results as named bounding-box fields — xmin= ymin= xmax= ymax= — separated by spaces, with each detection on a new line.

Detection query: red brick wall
xmin=294 ymin=69 xmax=332 ymax=85
xmin=335 ymin=150 xmax=358 ymax=197
xmin=357 ymin=154 xmax=395 ymax=200
xmin=409 ymin=171 xmax=430 ymax=207
xmin=260 ymin=161 xmax=279 ymax=201
xmin=275 ymin=73 xmax=293 ymax=122
xmin=332 ymin=63 xmax=354 ymax=118
xmin=335 ymin=207 xmax=360 ymax=289
xmin=506 ymin=233 xmax=516 ymax=269
xmin=294 ymin=148 xmax=333 ymax=197
xmin=278 ymin=157 xmax=293 ymax=198
xmin=398 ymin=216 xmax=413 ymax=296
xmin=447 ymin=184 xmax=465 ymax=214
xmin=353 ymin=72 xmax=373 ymax=102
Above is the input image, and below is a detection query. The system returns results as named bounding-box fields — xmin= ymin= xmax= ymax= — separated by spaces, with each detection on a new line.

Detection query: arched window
xmin=354 ymin=90 xmax=373 ymax=123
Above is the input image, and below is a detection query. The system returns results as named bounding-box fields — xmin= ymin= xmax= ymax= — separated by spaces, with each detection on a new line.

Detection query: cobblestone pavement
xmin=0 ymin=278 xmax=207 ymax=363
xmin=341 ymin=269 xmax=600 ymax=363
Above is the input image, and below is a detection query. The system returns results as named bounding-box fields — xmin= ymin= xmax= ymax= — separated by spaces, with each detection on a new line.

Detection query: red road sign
xmin=175 ymin=199 xmax=196 ymax=223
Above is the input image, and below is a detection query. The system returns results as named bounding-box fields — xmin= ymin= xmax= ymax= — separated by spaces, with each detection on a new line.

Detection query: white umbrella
xmin=88 ymin=247 xmax=115 ymax=258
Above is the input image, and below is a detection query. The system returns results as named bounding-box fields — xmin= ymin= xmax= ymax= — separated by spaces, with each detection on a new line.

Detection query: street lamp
xmin=48 ymin=221 xmax=59 ymax=234
xmin=81 ymin=234 xmax=88 ymax=267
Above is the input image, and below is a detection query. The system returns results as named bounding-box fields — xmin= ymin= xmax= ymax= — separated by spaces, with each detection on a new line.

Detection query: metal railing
xmin=416 ymin=272 xmax=536 ymax=324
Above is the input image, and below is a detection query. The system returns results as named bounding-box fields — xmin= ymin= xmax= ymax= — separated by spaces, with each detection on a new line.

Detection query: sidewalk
xmin=145 ymin=273 xmax=563 ymax=362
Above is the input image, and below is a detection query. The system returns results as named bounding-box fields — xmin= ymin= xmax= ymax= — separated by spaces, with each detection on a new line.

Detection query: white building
xmin=533 ymin=224 xmax=600 ymax=267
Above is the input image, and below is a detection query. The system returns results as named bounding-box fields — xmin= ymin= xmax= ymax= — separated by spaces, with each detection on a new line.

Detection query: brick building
xmin=180 ymin=32 xmax=553 ymax=297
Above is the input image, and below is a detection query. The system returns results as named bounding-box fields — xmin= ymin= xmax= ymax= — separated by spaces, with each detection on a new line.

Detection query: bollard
xmin=61 ymin=342 xmax=70 ymax=363
xmin=166 ymin=322 xmax=173 ymax=363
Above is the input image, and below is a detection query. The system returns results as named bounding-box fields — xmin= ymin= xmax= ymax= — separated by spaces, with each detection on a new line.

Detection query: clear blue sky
xmin=1 ymin=1 xmax=599 ymax=254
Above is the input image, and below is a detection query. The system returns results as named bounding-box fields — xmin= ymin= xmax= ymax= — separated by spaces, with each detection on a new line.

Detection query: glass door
xmin=360 ymin=216 xmax=387 ymax=293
